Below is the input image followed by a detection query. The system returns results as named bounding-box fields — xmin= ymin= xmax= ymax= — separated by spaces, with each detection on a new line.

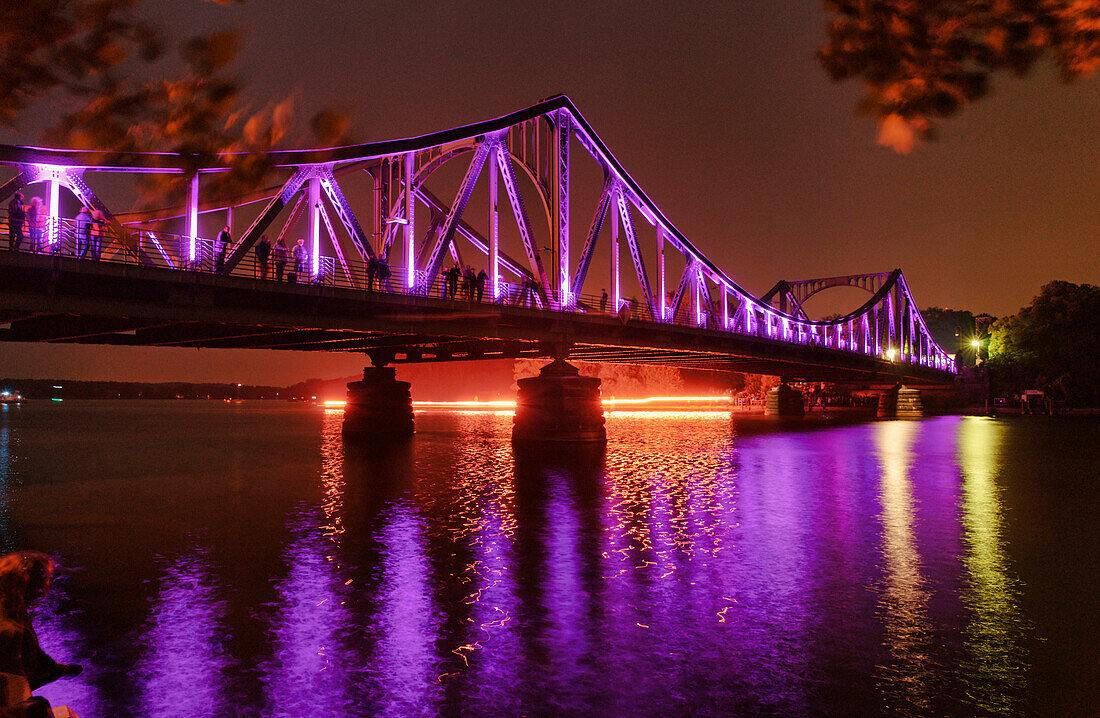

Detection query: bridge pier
xmin=765 ymin=382 xmax=805 ymax=416
xmin=342 ymin=366 xmax=415 ymax=438
xmin=513 ymin=358 xmax=606 ymax=444
xmin=876 ymin=385 xmax=924 ymax=418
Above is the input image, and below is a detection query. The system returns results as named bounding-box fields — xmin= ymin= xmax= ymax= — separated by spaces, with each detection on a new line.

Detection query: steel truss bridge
xmin=0 ymin=96 xmax=954 ymax=383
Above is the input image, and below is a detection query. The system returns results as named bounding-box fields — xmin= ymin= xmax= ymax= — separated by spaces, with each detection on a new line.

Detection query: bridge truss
xmin=0 ymin=96 xmax=955 ymax=378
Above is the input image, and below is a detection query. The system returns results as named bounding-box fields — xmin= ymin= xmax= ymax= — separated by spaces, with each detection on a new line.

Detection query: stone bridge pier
xmin=512 ymin=357 xmax=607 ymax=444
xmin=342 ymin=352 xmax=415 ymax=438
xmin=765 ymin=380 xmax=805 ymax=416
xmin=876 ymin=384 xmax=924 ymax=418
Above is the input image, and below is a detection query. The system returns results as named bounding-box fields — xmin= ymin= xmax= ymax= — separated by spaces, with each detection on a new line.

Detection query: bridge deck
xmin=0 ymin=250 xmax=954 ymax=385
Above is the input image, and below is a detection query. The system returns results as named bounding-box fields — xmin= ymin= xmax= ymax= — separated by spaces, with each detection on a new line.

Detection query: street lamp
xmin=971 ymin=338 xmax=982 ymax=366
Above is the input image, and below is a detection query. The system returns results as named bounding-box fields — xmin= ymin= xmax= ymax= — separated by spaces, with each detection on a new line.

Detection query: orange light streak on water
xmin=321 ymin=396 xmax=731 ymax=410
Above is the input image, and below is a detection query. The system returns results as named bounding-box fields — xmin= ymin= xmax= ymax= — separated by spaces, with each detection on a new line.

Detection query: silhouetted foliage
xmin=819 ymin=1 xmax=1100 ymax=151
xmin=921 ymin=306 xmax=978 ymax=360
xmin=988 ymin=281 xmax=1100 ymax=405
xmin=0 ymin=0 xmax=352 ymax=207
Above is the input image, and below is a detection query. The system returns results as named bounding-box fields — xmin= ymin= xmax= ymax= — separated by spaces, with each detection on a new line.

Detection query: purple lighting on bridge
xmin=1 ymin=96 xmax=956 ymax=377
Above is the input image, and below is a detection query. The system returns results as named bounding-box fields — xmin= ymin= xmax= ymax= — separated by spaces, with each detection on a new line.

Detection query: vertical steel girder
xmin=697 ymin=270 xmax=717 ymax=329
xmin=496 ymin=144 xmax=550 ymax=303
xmin=423 ymin=142 xmax=490 ymax=288
xmin=570 ymin=174 xmax=614 ymax=298
xmin=669 ymin=258 xmax=695 ymax=321
xmin=616 ymin=187 xmax=656 ymax=318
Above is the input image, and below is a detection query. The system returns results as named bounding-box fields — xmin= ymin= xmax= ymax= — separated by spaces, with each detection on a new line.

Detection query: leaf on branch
xmin=819 ymin=0 xmax=1100 ymax=151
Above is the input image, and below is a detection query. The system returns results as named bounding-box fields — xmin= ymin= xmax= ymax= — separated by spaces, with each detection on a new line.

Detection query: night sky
xmin=2 ymin=0 xmax=1097 ymax=384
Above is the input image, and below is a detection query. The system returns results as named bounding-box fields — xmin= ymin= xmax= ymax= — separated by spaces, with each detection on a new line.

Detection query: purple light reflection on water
xmin=132 ymin=549 xmax=232 ymax=718
xmin=372 ymin=501 xmax=441 ymax=717
xmin=30 ymin=582 xmax=101 ymax=715
xmin=0 ymin=405 xmax=1066 ymax=715
xmin=258 ymin=519 xmax=355 ymax=717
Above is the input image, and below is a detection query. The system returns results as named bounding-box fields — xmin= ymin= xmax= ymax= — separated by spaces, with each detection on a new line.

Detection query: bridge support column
xmin=765 ymin=382 xmax=804 ymax=416
xmin=513 ymin=358 xmax=606 ymax=443
xmin=877 ymin=385 xmax=923 ymax=418
xmin=877 ymin=385 xmax=899 ymax=417
xmin=896 ymin=386 xmax=924 ymax=418
xmin=342 ymin=366 xmax=415 ymax=438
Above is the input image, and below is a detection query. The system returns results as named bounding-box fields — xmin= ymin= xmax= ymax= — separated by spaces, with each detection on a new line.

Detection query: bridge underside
xmin=0 ymin=253 xmax=954 ymax=385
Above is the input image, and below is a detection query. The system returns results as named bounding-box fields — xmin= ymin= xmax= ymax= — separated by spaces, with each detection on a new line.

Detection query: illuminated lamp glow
xmin=971 ymin=339 xmax=980 ymax=348
xmin=885 ymin=348 xmax=897 ymax=362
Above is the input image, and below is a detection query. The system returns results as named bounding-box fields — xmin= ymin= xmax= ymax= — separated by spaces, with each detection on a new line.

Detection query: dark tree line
xmin=924 ymin=282 xmax=1100 ymax=406
xmin=987 ymin=281 xmax=1100 ymax=405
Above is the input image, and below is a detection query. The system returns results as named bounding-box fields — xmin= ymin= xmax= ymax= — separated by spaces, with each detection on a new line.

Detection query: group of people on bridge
xmin=443 ymin=263 xmax=489 ymax=302
xmin=6 ymin=192 xmax=107 ymax=259
xmin=229 ymin=231 xmax=309 ymax=282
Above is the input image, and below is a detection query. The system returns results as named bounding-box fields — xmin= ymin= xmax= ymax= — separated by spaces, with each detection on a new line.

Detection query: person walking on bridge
xmin=215 ymin=226 xmax=231 ymax=274
xmin=367 ymin=256 xmax=378 ymax=292
xmin=255 ymin=235 xmax=271 ymax=280
xmin=6 ymin=192 xmax=25 ymax=252
xmin=445 ymin=263 xmax=460 ymax=299
xmin=272 ymin=238 xmax=288 ymax=281
xmin=89 ymin=210 xmax=106 ymax=260
xmin=26 ymin=198 xmax=43 ymax=252
xmin=476 ymin=269 xmax=488 ymax=302
xmin=75 ymin=206 xmax=92 ymax=259
xmin=292 ymin=239 xmax=308 ymax=282
xmin=463 ymin=265 xmax=476 ymax=301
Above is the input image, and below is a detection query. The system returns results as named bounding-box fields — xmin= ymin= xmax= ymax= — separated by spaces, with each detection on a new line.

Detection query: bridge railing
xmin=1 ymin=210 xmax=954 ymax=373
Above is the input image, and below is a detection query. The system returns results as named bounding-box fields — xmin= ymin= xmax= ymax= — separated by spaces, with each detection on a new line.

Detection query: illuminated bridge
xmin=0 ymin=96 xmax=955 ymax=435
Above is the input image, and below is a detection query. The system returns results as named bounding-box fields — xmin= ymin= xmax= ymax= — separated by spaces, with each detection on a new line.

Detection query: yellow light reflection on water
xmin=958 ymin=417 xmax=1026 ymax=713
xmin=874 ymin=420 xmax=932 ymax=713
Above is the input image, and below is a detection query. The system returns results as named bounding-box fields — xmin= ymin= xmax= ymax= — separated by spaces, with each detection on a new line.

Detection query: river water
xmin=0 ymin=401 xmax=1096 ymax=716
